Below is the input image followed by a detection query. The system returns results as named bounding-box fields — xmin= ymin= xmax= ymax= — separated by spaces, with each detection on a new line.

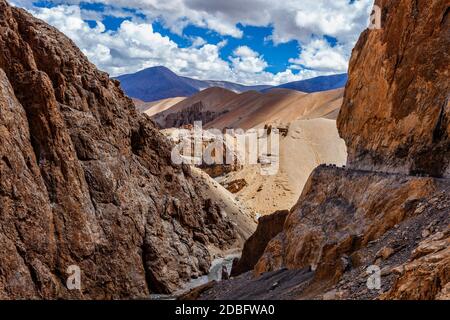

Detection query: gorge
xmin=0 ymin=0 xmax=448 ymax=301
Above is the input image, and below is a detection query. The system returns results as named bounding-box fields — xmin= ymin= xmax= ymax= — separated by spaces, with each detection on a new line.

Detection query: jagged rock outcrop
xmin=254 ymin=166 xmax=449 ymax=297
xmin=231 ymin=210 xmax=289 ymax=277
xmin=0 ymin=0 xmax=239 ymax=299
xmin=381 ymin=230 xmax=449 ymax=300
xmin=338 ymin=0 xmax=450 ymax=178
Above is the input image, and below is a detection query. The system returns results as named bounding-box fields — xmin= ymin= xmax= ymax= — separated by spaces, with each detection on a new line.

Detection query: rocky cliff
xmin=201 ymin=0 xmax=450 ymax=300
xmin=338 ymin=0 xmax=450 ymax=178
xmin=253 ymin=166 xmax=449 ymax=299
xmin=0 ymin=0 xmax=241 ymax=299
xmin=231 ymin=210 xmax=289 ymax=277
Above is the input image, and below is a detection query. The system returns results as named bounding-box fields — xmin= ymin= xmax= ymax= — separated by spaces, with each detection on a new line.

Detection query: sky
xmin=11 ymin=0 xmax=375 ymax=85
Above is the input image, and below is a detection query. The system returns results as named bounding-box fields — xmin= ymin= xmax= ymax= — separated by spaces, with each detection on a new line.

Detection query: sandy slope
xmin=190 ymin=167 xmax=257 ymax=246
xmin=164 ymin=87 xmax=238 ymax=113
xmin=217 ymin=118 xmax=347 ymax=215
xmin=134 ymin=97 xmax=186 ymax=116
xmin=152 ymin=87 xmax=238 ymax=126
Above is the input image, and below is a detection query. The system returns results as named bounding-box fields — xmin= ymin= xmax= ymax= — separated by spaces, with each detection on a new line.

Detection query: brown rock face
xmin=0 ymin=0 xmax=238 ymax=299
xmin=207 ymin=166 xmax=449 ymax=300
xmin=231 ymin=210 xmax=289 ymax=277
xmin=224 ymin=179 xmax=248 ymax=194
xmin=337 ymin=0 xmax=450 ymax=178
xmin=255 ymin=166 xmax=449 ymax=278
xmin=155 ymin=101 xmax=228 ymax=129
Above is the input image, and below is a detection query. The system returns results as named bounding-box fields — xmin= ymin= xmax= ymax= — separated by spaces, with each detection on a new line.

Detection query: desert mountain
xmin=155 ymin=86 xmax=347 ymax=215
xmin=116 ymin=66 xmax=270 ymax=102
xmin=152 ymin=87 xmax=344 ymax=130
xmin=153 ymin=87 xmax=238 ymax=128
xmin=0 ymin=0 xmax=255 ymax=299
xmin=116 ymin=66 xmax=199 ymax=102
xmin=180 ymin=76 xmax=271 ymax=96
xmin=201 ymin=0 xmax=450 ymax=300
xmin=205 ymin=88 xmax=344 ymax=130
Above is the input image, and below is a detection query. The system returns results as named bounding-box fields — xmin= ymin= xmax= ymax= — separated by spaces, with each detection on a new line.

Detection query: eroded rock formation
xmin=201 ymin=166 xmax=449 ymax=300
xmin=338 ymin=0 xmax=450 ymax=178
xmin=0 ymin=0 xmax=239 ymax=299
xmin=381 ymin=230 xmax=449 ymax=300
xmin=154 ymin=101 xmax=228 ymax=129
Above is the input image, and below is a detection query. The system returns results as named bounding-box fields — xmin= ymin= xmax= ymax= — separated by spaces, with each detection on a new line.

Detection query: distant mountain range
xmin=116 ymin=66 xmax=271 ymax=102
xmin=115 ymin=66 xmax=347 ymax=102
xmin=266 ymin=73 xmax=348 ymax=93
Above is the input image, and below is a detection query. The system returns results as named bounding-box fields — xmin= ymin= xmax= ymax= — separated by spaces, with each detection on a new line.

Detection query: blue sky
xmin=12 ymin=0 xmax=374 ymax=85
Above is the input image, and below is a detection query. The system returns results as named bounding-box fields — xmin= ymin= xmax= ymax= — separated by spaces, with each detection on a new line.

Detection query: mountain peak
xmin=140 ymin=65 xmax=174 ymax=74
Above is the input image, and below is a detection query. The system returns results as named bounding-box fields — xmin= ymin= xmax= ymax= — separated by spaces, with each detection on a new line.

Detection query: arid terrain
xmin=0 ymin=0 xmax=448 ymax=301
xmin=150 ymin=86 xmax=347 ymax=215
xmin=137 ymin=97 xmax=186 ymax=117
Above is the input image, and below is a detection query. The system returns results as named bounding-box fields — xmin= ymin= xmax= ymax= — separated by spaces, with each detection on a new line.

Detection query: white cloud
xmin=289 ymin=39 xmax=348 ymax=73
xmin=14 ymin=0 xmax=376 ymax=84
xmin=230 ymin=46 xmax=268 ymax=73
xmin=234 ymin=46 xmax=258 ymax=58
xmin=26 ymin=5 xmax=286 ymax=85
xmin=21 ymin=0 xmax=373 ymax=42
xmin=189 ymin=36 xmax=207 ymax=48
